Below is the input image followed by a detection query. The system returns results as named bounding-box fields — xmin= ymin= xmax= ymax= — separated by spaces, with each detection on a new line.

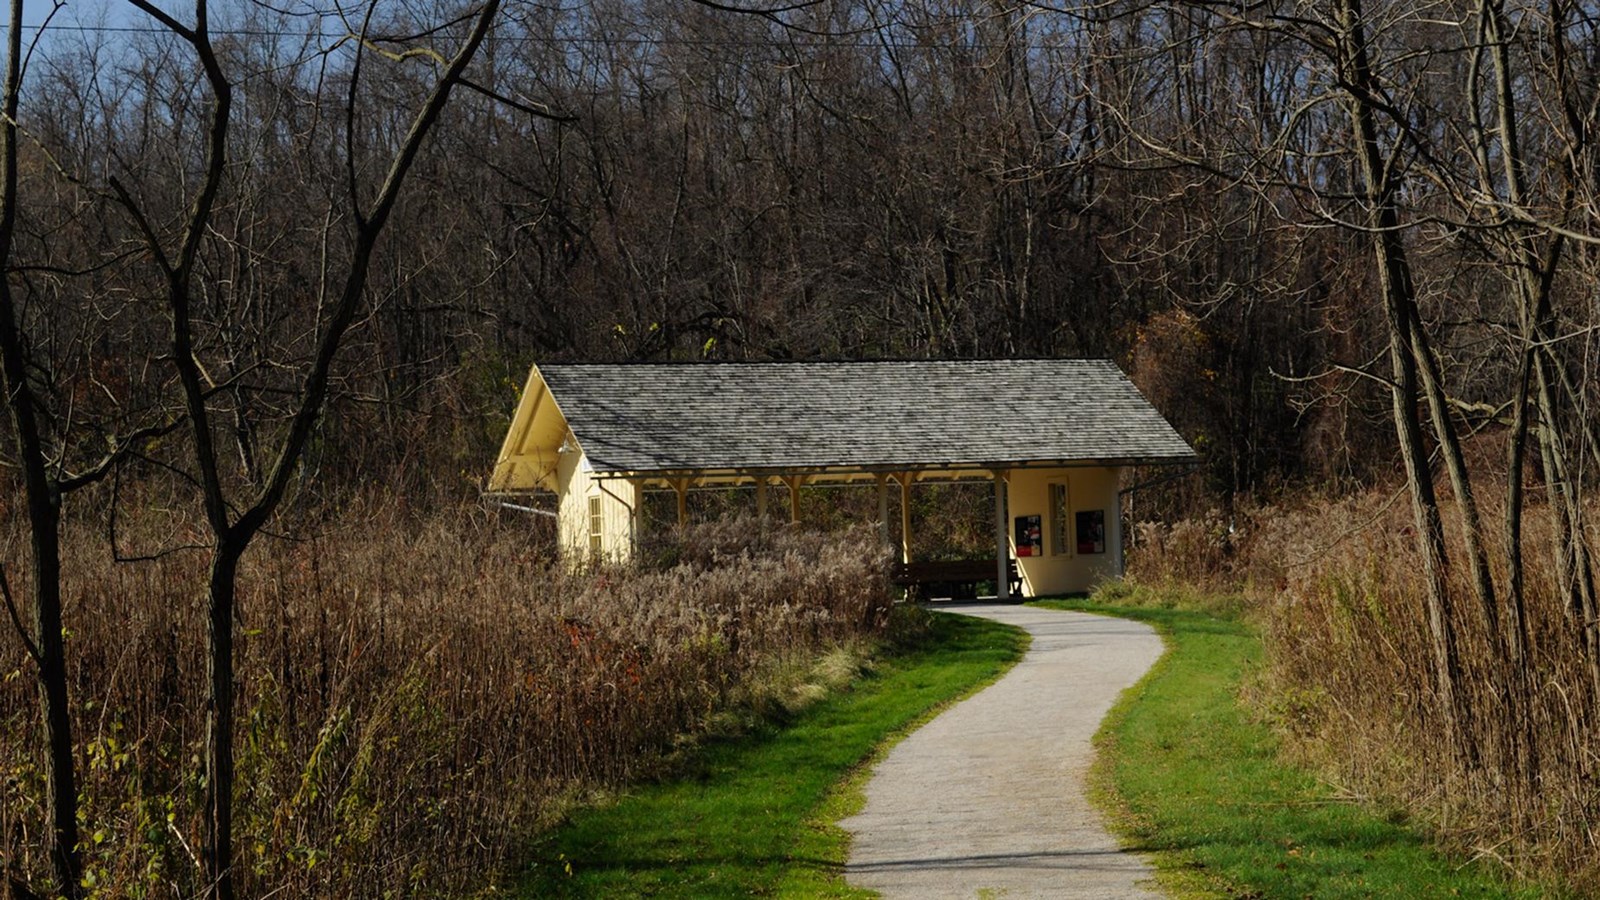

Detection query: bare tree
xmin=101 ymin=1 xmax=501 ymax=894
xmin=0 ymin=3 xmax=79 ymax=892
xmin=0 ymin=1 xmax=191 ymax=893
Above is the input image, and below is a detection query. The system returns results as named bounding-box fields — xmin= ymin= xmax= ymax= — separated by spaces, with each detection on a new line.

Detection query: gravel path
xmin=840 ymin=602 xmax=1166 ymax=899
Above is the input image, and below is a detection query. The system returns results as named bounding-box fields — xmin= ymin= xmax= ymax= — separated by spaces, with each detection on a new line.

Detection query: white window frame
xmin=588 ymin=495 xmax=604 ymax=556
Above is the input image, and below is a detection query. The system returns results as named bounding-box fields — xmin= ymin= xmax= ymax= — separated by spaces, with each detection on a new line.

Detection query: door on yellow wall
xmin=1049 ymin=482 xmax=1071 ymax=557
xmin=1076 ymin=509 xmax=1107 ymax=554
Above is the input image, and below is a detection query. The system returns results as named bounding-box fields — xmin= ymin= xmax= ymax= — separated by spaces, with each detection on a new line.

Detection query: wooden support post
xmin=1110 ymin=466 xmax=1125 ymax=578
xmin=898 ymin=472 xmax=913 ymax=565
xmin=994 ymin=469 xmax=1010 ymax=599
xmin=875 ymin=473 xmax=890 ymax=545
xmin=628 ymin=480 xmax=642 ymax=558
xmin=674 ymin=479 xmax=688 ymax=529
xmin=755 ymin=476 xmax=768 ymax=520
xmin=784 ymin=475 xmax=803 ymax=524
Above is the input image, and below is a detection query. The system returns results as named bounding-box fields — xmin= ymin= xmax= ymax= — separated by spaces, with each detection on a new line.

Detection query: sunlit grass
xmin=1035 ymin=595 xmax=1556 ymax=899
xmin=518 ymin=610 xmax=1028 ymax=897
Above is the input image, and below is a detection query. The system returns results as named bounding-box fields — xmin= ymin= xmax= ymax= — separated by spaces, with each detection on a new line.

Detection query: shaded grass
xmin=518 ymin=609 xmax=1028 ymax=897
xmin=1033 ymin=596 xmax=1553 ymax=900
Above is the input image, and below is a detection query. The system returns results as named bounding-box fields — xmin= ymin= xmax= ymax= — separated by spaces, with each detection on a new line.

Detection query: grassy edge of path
xmin=1033 ymin=594 xmax=1552 ymax=900
xmin=517 ymin=608 xmax=1028 ymax=898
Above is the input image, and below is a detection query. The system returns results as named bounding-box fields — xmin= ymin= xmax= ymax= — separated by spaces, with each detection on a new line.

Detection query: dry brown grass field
xmin=1129 ymin=492 xmax=1600 ymax=890
xmin=0 ymin=490 xmax=892 ymax=896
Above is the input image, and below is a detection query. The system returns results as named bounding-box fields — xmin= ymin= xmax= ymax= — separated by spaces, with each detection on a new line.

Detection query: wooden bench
xmin=891 ymin=558 xmax=1022 ymax=601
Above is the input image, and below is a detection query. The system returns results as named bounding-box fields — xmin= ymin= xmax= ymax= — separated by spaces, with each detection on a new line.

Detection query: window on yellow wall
xmin=1050 ymin=482 xmax=1071 ymax=556
xmin=588 ymin=496 xmax=604 ymax=556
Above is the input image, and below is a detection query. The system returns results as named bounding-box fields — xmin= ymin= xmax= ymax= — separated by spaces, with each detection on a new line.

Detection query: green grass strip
xmin=517 ymin=611 xmax=1027 ymax=898
xmin=1033 ymin=597 xmax=1548 ymax=900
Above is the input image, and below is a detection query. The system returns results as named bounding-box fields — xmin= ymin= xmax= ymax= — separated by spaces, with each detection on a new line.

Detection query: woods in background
xmin=6 ymin=0 xmax=1368 ymax=502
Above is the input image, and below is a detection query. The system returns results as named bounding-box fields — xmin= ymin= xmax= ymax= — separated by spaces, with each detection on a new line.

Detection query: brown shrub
xmin=0 ymin=495 xmax=892 ymax=896
xmin=1131 ymin=490 xmax=1600 ymax=889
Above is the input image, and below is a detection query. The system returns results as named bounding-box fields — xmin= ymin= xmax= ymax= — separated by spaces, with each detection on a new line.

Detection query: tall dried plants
xmin=0 ymin=503 xmax=891 ymax=895
xmin=104 ymin=3 xmax=500 ymax=893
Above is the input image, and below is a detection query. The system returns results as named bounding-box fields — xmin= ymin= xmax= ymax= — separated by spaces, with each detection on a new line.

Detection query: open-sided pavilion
xmin=486 ymin=359 xmax=1195 ymax=596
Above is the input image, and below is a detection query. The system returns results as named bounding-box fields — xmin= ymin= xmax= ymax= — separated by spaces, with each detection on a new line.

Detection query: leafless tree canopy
xmin=7 ymin=0 xmax=1406 ymax=502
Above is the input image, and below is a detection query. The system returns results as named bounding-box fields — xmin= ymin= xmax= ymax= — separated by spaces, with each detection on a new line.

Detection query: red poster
xmin=1014 ymin=515 xmax=1042 ymax=557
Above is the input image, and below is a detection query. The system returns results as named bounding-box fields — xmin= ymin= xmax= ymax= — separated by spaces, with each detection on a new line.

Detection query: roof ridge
xmin=537 ymin=357 xmax=1120 ymax=367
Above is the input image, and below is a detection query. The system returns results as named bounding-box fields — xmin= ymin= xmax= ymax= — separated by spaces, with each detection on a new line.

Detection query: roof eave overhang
xmin=487 ymin=366 xmax=577 ymax=493
xmin=584 ymin=454 xmax=1198 ymax=485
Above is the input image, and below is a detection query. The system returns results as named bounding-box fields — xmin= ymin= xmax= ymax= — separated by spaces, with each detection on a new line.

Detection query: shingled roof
xmin=491 ymin=359 xmax=1194 ymax=490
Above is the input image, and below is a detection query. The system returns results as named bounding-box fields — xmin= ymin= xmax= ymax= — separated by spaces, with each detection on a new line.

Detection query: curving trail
xmin=840 ymin=602 xmax=1166 ymax=899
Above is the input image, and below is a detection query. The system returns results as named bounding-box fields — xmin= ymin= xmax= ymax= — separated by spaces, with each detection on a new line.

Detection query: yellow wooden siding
xmin=555 ymin=445 xmax=640 ymax=563
xmin=1007 ymin=466 xmax=1123 ymax=596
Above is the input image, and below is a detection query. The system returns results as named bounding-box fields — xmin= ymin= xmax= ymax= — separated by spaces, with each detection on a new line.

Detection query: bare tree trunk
xmin=1469 ymin=0 xmax=1592 ymax=798
xmin=1337 ymin=0 xmax=1470 ymax=760
xmin=0 ymin=476 xmax=79 ymax=900
xmin=1535 ymin=360 xmax=1600 ymax=696
xmin=0 ymin=0 xmax=80 ymax=893
xmin=1503 ymin=338 xmax=1539 ymax=787
xmin=1410 ymin=316 xmax=1499 ymax=643
xmin=203 ymin=546 xmax=241 ymax=897
xmin=1480 ymin=0 xmax=1600 ymax=704
xmin=115 ymin=4 xmax=504 ymax=894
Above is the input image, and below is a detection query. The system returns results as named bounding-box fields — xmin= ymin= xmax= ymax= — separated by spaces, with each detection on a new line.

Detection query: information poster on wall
xmin=1076 ymin=510 xmax=1106 ymax=555
xmin=1014 ymin=514 xmax=1042 ymax=557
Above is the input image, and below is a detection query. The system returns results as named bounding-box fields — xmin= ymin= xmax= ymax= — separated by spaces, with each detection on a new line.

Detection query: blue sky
xmin=21 ymin=0 xmax=137 ymax=56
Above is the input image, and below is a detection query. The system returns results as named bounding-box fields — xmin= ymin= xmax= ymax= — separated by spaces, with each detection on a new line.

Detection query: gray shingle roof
xmin=539 ymin=359 xmax=1195 ymax=474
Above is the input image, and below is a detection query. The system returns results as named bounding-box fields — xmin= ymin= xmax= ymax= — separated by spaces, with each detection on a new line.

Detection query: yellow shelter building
xmin=487 ymin=359 xmax=1194 ymax=597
